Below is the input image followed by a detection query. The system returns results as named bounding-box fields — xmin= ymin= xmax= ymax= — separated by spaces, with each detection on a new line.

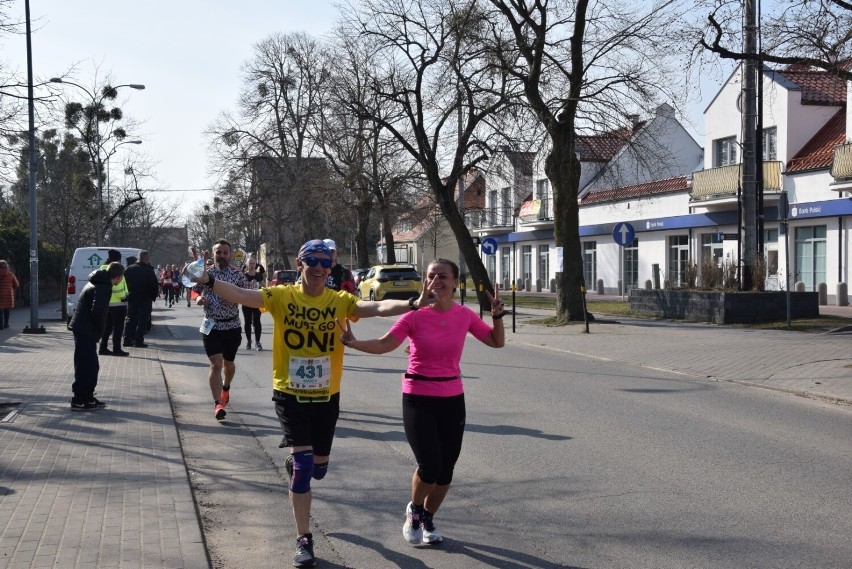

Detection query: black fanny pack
xmin=404 ymin=373 xmax=460 ymax=382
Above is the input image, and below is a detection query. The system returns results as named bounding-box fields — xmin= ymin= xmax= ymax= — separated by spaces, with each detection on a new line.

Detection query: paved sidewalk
xmin=508 ymin=303 xmax=852 ymax=405
xmin=0 ymin=301 xmax=849 ymax=569
xmin=0 ymin=306 xmax=208 ymax=569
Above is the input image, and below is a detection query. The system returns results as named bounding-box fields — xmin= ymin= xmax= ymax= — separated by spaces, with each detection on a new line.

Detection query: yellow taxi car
xmin=358 ymin=264 xmax=422 ymax=301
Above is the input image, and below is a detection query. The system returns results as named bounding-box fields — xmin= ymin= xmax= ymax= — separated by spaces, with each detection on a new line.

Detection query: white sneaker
xmin=403 ymin=502 xmax=423 ymax=544
xmin=256 ymin=342 xmax=263 ymax=351
xmin=421 ymin=510 xmax=443 ymax=544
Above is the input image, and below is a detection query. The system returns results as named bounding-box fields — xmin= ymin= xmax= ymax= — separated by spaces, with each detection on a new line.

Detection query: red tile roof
xmin=786 ymin=108 xmax=847 ymax=172
xmin=580 ymin=175 xmax=690 ymax=205
xmin=780 ymin=68 xmax=847 ymax=106
xmin=577 ymin=123 xmax=646 ymax=162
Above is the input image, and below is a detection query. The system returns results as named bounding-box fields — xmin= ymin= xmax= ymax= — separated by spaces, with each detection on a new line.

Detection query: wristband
xmin=492 ymin=311 xmax=505 ymax=320
xmin=408 ymin=297 xmax=419 ymax=310
xmin=205 ymin=273 xmax=216 ymax=288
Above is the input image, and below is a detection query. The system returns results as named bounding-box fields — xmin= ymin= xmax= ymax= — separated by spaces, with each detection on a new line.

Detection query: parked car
xmin=358 ymin=264 xmax=421 ymax=301
xmin=352 ymin=268 xmax=369 ymax=287
xmin=270 ymin=269 xmax=299 ymax=286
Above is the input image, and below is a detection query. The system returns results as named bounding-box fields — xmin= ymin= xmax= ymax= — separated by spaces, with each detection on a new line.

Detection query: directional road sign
xmin=612 ymin=222 xmax=636 ymax=247
xmin=481 ymin=237 xmax=499 ymax=255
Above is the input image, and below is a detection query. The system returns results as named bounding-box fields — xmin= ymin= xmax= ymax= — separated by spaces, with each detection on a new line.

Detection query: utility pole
xmin=23 ymin=0 xmax=44 ymax=334
xmin=740 ymin=0 xmax=763 ymax=290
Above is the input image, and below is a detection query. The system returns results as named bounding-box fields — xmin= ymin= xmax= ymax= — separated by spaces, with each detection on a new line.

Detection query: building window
xmin=522 ymin=245 xmax=532 ymax=282
xmin=397 ymin=219 xmax=412 ymax=233
xmin=764 ymin=228 xmax=779 ymax=275
xmin=487 ymin=189 xmax=497 ymax=227
xmin=763 ymin=127 xmax=777 ymax=161
xmin=535 ymin=178 xmax=548 ymax=199
xmin=486 ymin=254 xmax=496 ymax=286
xmin=795 ymin=225 xmax=827 ymax=292
xmin=501 ymin=246 xmax=511 ymax=285
xmin=583 ymin=241 xmax=597 ymax=289
xmin=714 ymin=136 xmax=738 ymax=167
xmin=668 ymin=235 xmax=689 ymax=287
xmin=537 ymin=244 xmax=549 ymax=290
xmin=701 ymin=233 xmax=724 ymax=267
xmin=501 ymin=186 xmax=512 ymax=226
xmin=622 ymin=238 xmax=639 ymax=293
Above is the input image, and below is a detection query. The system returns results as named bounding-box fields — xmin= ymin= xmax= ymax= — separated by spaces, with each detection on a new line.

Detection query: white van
xmin=66 ymin=247 xmax=142 ymax=319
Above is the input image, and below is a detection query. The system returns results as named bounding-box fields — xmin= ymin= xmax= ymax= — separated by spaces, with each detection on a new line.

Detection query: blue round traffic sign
xmin=481 ymin=237 xmax=499 ymax=255
xmin=612 ymin=222 xmax=635 ymax=246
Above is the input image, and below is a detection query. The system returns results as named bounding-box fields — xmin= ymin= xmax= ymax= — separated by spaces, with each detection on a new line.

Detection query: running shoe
xmin=91 ymin=397 xmax=106 ymax=408
xmin=292 ymin=534 xmax=316 ymax=568
xmin=256 ymin=342 xmax=263 ymax=351
xmin=219 ymin=388 xmax=230 ymax=407
xmin=214 ymin=403 xmax=226 ymax=421
xmin=421 ymin=510 xmax=443 ymax=544
xmin=403 ymin=501 xmax=423 ymax=544
xmin=70 ymin=400 xmax=99 ymax=411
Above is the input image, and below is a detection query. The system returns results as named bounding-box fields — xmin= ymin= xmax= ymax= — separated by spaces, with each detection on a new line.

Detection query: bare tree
xmin=209 ymin=32 xmax=337 ymax=263
xmin=700 ymin=0 xmax=852 ymax=80
xmin=488 ymin=0 xmax=688 ymax=321
xmin=345 ymin=0 xmax=518 ymax=306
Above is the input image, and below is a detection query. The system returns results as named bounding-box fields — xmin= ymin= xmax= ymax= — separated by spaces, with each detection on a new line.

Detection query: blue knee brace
xmin=289 ymin=450 xmax=314 ymax=493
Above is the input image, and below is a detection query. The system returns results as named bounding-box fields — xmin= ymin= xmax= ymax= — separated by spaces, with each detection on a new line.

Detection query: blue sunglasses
xmin=301 ymin=256 xmax=332 ymax=269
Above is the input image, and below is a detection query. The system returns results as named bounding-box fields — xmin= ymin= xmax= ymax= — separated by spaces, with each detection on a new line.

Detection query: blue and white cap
xmin=297 ymin=239 xmax=332 ymax=259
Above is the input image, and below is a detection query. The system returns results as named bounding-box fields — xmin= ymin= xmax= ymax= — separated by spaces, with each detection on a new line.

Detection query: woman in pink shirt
xmin=338 ymin=258 xmax=505 ymax=546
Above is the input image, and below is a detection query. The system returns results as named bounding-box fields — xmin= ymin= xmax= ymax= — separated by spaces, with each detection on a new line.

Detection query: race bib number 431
xmin=288 ymin=355 xmax=331 ymax=391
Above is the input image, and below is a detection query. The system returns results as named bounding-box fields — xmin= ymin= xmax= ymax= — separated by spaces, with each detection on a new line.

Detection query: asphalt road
xmin=158 ymin=306 xmax=852 ymax=569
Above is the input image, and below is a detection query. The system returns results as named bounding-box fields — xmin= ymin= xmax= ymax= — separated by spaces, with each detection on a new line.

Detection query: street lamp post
xmin=49 ymin=78 xmax=144 ymax=246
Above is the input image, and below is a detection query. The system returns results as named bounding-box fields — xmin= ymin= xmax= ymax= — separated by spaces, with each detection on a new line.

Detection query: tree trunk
xmin=546 ymin=125 xmax=586 ymax=322
xmin=437 ymin=185 xmax=493 ymax=310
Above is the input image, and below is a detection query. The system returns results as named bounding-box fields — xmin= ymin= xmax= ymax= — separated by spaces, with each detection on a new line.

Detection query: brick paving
xmin=0 ymin=308 xmax=207 ymax=569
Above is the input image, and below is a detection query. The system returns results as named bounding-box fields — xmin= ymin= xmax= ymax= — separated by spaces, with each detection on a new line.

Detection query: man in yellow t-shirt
xmin=185 ymin=238 xmax=436 ymax=569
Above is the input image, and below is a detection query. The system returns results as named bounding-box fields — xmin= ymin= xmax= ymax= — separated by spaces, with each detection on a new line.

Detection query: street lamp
xmin=49 ymin=77 xmax=145 ymax=245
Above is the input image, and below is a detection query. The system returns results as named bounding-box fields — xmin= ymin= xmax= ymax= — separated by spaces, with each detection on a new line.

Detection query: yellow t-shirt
xmin=261 ymin=285 xmax=360 ymax=396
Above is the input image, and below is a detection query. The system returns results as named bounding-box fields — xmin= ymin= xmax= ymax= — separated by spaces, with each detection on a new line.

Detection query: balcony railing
xmin=465 ymin=207 xmax=514 ymax=229
xmin=690 ymin=161 xmax=782 ymax=201
xmin=831 ymin=142 xmax=852 ymax=181
xmin=518 ymin=197 xmax=554 ymax=223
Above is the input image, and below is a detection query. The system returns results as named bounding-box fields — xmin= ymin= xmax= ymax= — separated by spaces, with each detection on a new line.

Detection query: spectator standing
xmin=193 ymin=240 xmax=249 ymax=421
xmin=68 ymin=262 xmax=125 ymax=410
xmin=0 ymin=260 xmax=19 ymax=329
xmin=242 ymin=256 xmax=265 ymax=351
xmin=123 ymin=251 xmax=158 ymax=348
xmin=323 ymin=239 xmax=355 ymax=293
xmin=98 ymin=249 xmax=130 ymax=357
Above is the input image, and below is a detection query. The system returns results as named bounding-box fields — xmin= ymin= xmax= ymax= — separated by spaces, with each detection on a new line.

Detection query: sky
xmin=5 ymin=0 xmax=342 ymax=214
xmin=5 ymin=1 xmax=725 ymax=217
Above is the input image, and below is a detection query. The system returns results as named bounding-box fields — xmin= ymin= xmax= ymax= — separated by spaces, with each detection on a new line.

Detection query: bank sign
xmin=789 ymin=198 xmax=852 ymax=219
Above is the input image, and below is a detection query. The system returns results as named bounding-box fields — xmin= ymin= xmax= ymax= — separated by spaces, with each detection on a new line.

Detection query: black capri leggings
xmin=402 ymin=393 xmax=465 ymax=486
xmin=242 ymin=305 xmax=262 ymax=342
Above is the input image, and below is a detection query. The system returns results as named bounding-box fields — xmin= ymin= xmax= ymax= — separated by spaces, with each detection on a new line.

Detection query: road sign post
xmin=612 ymin=222 xmax=636 ymax=300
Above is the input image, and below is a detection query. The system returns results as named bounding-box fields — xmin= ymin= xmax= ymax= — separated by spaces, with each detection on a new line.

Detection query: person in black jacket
xmin=123 ymin=250 xmax=159 ymax=348
xmin=69 ymin=262 xmax=125 ymax=410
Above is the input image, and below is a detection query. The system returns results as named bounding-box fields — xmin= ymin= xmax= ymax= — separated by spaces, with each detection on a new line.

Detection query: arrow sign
xmin=480 ymin=237 xmax=499 ymax=255
xmin=612 ymin=222 xmax=636 ymax=247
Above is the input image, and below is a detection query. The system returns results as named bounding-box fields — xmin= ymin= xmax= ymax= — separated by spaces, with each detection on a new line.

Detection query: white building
xmin=469 ymin=66 xmax=851 ymax=304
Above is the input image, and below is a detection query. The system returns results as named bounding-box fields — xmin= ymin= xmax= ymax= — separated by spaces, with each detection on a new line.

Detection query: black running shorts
xmin=273 ymin=391 xmax=340 ymax=456
xmin=202 ymin=327 xmax=242 ymax=361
